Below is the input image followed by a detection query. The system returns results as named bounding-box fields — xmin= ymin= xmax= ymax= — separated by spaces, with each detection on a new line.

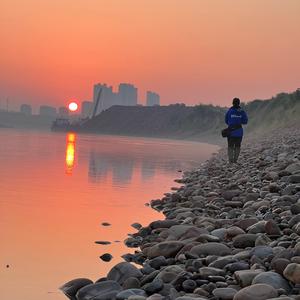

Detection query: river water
xmin=0 ymin=129 xmax=218 ymax=300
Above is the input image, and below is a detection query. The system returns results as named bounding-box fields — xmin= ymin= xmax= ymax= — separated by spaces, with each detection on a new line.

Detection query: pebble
xmin=99 ymin=253 xmax=113 ymax=262
xmin=101 ymin=222 xmax=111 ymax=226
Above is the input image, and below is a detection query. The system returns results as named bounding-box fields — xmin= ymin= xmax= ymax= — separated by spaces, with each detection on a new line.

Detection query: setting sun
xmin=68 ymin=102 xmax=78 ymax=112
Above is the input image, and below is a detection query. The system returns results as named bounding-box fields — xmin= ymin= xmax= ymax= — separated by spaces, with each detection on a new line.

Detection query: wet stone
xmin=233 ymin=283 xmax=277 ymax=300
xmin=107 ymin=262 xmax=143 ymax=285
xmin=99 ymin=253 xmax=113 ymax=262
xmin=76 ymin=281 xmax=122 ymax=300
xmin=142 ymin=279 xmax=164 ymax=294
xmin=60 ymin=278 xmax=94 ymax=300
xmin=213 ymin=287 xmax=237 ymax=300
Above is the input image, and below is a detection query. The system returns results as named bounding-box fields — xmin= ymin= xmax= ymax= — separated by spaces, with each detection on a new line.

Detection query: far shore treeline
xmin=1 ymin=90 xmax=299 ymax=143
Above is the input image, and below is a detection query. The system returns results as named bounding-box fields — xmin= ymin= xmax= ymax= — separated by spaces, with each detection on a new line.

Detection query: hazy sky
xmin=1 ymin=0 xmax=299 ymax=110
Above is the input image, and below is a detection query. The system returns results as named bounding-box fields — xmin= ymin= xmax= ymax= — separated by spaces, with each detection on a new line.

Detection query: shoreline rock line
xmin=60 ymin=128 xmax=300 ymax=300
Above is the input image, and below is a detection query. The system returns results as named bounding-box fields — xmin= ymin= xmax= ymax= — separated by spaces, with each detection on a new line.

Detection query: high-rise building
xmin=92 ymin=82 xmax=138 ymax=116
xmin=39 ymin=105 xmax=56 ymax=117
xmin=118 ymin=83 xmax=138 ymax=106
xmin=93 ymin=83 xmax=119 ymax=115
xmin=146 ymin=91 xmax=160 ymax=106
xmin=81 ymin=101 xmax=93 ymax=118
xmin=58 ymin=106 xmax=69 ymax=117
xmin=20 ymin=104 xmax=32 ymax=115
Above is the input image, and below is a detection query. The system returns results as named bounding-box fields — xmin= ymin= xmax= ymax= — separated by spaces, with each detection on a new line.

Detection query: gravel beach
xmin=61 ymin=127 xmax=300 ymax=300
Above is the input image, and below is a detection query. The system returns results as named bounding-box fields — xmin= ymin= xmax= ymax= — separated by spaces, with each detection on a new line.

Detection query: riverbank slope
xmin=80 ymin=90 xmax=300 ymax=144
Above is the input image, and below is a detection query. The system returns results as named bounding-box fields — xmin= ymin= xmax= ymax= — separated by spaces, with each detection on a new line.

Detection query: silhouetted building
xmin=93 ymin=82 xmax=138 ymax=115
xmin=118 ymin=83 xmax=138 ymax=106
xmin=39 ymin=105 xmax=56 ymax=117
xmin=20 ymin=104 xmax=32 ymax=115
xmin=93 ymin=83 xmax=119 ymax=115
xmin=146 ymin=91 xmax=160 ymax=106
xmin=58 ymin=106 xmax=69 ymax=117
xmin=81 ymin=101 xmax=93 ymax=118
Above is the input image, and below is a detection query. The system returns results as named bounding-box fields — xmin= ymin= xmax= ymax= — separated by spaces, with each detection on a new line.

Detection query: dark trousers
xmin=227 ymin=136 xmax=242 ymax=148
xmin=227 ymin=137 xmax=242 ymax=163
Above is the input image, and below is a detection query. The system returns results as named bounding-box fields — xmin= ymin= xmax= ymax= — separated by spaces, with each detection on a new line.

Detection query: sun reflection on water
xmin=65 ymin=133 xmax=76 ymax=174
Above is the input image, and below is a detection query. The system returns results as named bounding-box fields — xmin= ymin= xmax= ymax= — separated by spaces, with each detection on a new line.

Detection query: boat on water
xmin=51 ymin=118 xmax=70 ymax=131
xmin=51 ymin=118 xmax=82 ymax=132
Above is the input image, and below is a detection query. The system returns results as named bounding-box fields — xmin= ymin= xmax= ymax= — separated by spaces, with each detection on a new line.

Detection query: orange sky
xmin=0 ymin=0 xmax=299 ymax=110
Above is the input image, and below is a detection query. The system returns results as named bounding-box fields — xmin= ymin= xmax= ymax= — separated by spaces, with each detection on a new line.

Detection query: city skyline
xmin=6 ymin=81 xmax=161 ymax=115
xmin=1 ymin=1 xmax=299 ymax=110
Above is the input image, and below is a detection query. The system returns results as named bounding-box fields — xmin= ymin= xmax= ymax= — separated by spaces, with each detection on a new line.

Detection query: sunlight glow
xmin=65 ymin=133 xmax=76 ymax=174
xmin=68 ymin=102 xmax=78 ymax=112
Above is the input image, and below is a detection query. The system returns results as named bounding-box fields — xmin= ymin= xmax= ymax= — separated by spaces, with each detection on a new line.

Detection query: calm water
xmin=0 ymin=129 xmax=218 ymax=300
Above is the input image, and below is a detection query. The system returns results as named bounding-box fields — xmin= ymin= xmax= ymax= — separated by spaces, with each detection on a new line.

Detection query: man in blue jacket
xmin=225 ymin=98 xmax=248 ymax=163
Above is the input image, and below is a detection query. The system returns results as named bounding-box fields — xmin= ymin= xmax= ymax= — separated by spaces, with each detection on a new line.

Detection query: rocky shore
xmin=60 ymin=127 xmax=300 ymax=300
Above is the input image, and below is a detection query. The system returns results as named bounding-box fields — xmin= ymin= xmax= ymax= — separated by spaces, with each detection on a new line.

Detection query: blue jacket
xmin=225 ymin=107 xmax=248 ymax=137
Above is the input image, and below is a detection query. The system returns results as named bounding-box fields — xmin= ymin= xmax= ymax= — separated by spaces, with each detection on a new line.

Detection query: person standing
xmin=225 ymin=98 xmax=248 ymax=163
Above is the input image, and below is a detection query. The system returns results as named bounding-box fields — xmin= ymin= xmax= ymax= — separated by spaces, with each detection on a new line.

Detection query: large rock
xmin=60 ymin=278 xmax=93 ymax=300
xmin=271 ymin=258 xmax=290 ymax=276
xmin=283 ymin=263 xmax=300 ymax=284
xmin=265 ymin=220 xmax=281 ymax=236
xmin=289 ymin=174 xmax=300 ymax=183
xmin=213 ymin=287 xmax=237 ymax=300
xmin=226 ymin=226 xmax=245 ymax=239
xmin=155 ymin=265 xmax=184 ymax=283
xmin=167 ymin=225 xmax=199 ymax=240
xmin=247 ymin=221 xmax=266 ymax=234
xmin=148 ymin=241 xmax=184 ymax=258
xmin=291 ymin=203 xmax=300 ymax=214
xmin=211 ymin=228 xmax=227 ymax=240
xmin=199 ymin=267 xmax=226 ymax=278
xmin=142 ymin=278 xmax=164 ymax=294
xmin=285 ymin=162 xmax=300 ymax=174
xmin=233 ymin=284 xmax=277 ymax=300
xmin=190 ymin=242 xmax=231 ymax=257
xmin=107 ymin=262 xmax=142 ymax=285
xmin=149 ymin=220 xmax=179 ymax=229
xmin=76 ymin=281 xmax=122 ymax=300
xmin=234 ymin=269 xmax=264 ymax=287
xmin=249 ymin=246 xmax=273 ymax=259
xmin=222 ymin=189 xmax=241 ymax=200
xmin=234 ymin=218 xmax=258 ymax=231
xmin=179 ymin=227 xmax=209 ymax=241
xmin=209 ymin=256 xmax=237 ymax=269
xmin=232 ymin=234 xmax=257 ymax=248
xmin=252 ymin=271 xmax=291 ymax=292
xmin=116 ymin=289 xmax=146 ymax=299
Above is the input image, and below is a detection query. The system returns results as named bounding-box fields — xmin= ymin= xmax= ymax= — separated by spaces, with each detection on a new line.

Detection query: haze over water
xmin=0 ymin=129 xmax=218 ymax=300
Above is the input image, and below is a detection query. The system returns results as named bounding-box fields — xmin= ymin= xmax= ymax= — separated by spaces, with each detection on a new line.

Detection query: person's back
xmin=225 ymin=98 xmax=248 ymax=163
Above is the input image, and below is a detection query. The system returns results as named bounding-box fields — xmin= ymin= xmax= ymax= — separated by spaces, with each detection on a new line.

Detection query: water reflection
xmin=0 ymin=129 xmax=219 ymax=300
xmin=88 ymin=148 xmax=192 ymax=185
xmin=88 ymin=151 xmax=110 ymax=182
xmin=88 ymin=153 xmax=135 ymax=185
xmin=65 ymin=133 xmax=76 ymax=174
